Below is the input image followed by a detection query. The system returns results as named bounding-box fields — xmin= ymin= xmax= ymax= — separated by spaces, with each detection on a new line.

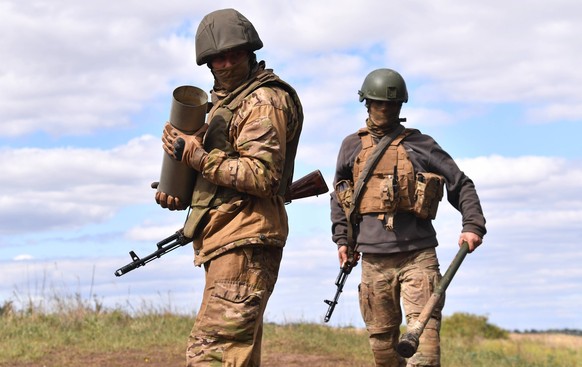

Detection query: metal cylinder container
xmin=157 ymin=86 xmax=208 ymax=206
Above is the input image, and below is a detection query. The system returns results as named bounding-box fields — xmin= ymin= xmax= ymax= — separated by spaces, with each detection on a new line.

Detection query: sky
xmin=1 ymin=0 xmax=581 ymax=333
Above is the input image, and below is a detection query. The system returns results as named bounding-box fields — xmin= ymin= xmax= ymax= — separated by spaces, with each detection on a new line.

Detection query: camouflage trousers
xmin=187 ymin=246 xmax=283 ymax=367
xmin=359 ymin=247 xmax=444 ymax=367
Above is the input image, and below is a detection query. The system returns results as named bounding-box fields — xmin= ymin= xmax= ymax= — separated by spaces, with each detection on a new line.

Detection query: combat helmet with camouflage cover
xmin=358 ymin=68 xmax=408 ymax=103
xmin=195 ymin=8 xmax=263 ymax=66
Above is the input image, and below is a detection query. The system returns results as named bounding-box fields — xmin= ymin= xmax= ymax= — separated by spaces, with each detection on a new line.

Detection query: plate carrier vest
xmin=183 ymin=70 xmax=303 ymax=239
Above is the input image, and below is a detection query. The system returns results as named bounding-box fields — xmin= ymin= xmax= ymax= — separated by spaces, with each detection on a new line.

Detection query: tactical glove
xmin=162 ymin=122 xmax=208 ymax=172
xmin=155 ymin=190 xmax=186 ymax=211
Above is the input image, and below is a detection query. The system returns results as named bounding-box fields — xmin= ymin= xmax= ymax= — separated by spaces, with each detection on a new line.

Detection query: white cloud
xmin=125 ymin=223 xmax=184 ymax=243
xmin=13 ymin=254 xmax=33 ymax=261
xmin=0 ymin=1 xmax=210 ymax=137
xmin=2 ymin=0 xmax=581 ymax=139
xmin=0 ymin=135 xmax=162 ymax=233
xmin=457 ymin=155 xmax=582 ymax=209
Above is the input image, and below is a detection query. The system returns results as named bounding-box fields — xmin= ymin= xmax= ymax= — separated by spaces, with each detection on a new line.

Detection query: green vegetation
xmin=440 ymin=313 xmax=581 ymax=367
xmin=1 ymin=295 xmax=581 ymax=367
xmin=441 ymin=312 xmax=509 ymax=339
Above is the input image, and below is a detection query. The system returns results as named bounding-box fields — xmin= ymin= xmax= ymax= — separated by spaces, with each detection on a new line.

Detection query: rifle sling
xmin=346 ymin=124 xmax=405 ymax=250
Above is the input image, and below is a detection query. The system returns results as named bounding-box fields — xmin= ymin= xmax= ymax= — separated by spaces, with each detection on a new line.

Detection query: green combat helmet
xmin=195 ymin=8 xmax=263 ymax=65
xmin=358 ymin=68 xmax=408 ymax=103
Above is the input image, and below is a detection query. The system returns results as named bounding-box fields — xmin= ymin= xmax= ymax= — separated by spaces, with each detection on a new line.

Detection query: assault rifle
xmin=114 ymin=170 xmax=329 ymax=277
xmin=323 ymin=260 xmax=353 ymax=322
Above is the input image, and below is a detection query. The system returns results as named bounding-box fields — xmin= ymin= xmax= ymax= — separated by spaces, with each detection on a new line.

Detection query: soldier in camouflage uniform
xmin=155 ymin=8 xmax=303 ymax=366
xmin=330 ymin=69 xmax=486 ymax=367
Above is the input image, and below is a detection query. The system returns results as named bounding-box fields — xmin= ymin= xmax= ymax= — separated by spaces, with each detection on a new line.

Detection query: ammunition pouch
xmin=349 ymin=128 xmax=446 ymax=228
xmin=335 ymin=179 xmax=354 ymax=218
xmin=354 ymin=129 xmax=417 ymax=230
xmin=412 ymin=172 xmax=444 ymax=220
xmin=378 ymin=172 xmax=401 ymax=231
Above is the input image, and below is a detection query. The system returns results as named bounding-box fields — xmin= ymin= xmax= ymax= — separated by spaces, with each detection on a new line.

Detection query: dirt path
xmin=0 ymin=351 xmax=370 ymax=367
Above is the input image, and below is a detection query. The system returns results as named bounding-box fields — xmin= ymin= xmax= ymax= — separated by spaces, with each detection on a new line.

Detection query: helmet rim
xmin=195 ymin=9 xmax=263 ymax=66
xmin=358 ymin=68 xmax=408 ymax=103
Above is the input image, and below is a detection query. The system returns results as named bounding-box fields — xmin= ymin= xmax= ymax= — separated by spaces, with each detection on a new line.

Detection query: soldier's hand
xmin=162 ymin=122 xmax=209 ymax=171
xmin=459 ymin=232 xmax=482 ymax=253
xmin=338 ymin=245 xmax=360 ymax=268
xmin=155 ymin=190 xmax=187 ymax=211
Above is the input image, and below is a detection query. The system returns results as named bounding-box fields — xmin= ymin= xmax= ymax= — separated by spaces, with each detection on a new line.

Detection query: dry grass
xmin=1 ymin=294 xmax=581 ymax=367
xmin=510 ymin=332 xmax=582 ymax=349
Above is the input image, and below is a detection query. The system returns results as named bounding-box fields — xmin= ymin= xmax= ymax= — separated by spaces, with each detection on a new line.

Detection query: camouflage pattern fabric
xmin=184 ymin=64 xmax=301 ymax=365
xmin=184 ymin=67 xmax=303 ymax=265
xmin=359 ymin=247 xmax=444 ymax=367
xmin=187 ymin=246 xmax=282 ymax=366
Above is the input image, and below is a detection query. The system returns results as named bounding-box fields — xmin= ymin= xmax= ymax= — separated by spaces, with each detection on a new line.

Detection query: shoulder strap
xmin=346 ymin=124 xmax=405 ymax=249
xmin=204 ymin=71 xmax=277 ymax=153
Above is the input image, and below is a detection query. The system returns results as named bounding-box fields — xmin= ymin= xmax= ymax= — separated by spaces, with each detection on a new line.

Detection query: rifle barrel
xmin=114 ymin=232 xmax=189 ymax=277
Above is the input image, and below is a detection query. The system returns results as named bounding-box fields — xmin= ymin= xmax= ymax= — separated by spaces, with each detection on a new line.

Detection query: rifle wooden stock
xmin=396 ymin=242 xmax=470 ymax=358
xmin=285 ymin=169 xmax=329 ymax=202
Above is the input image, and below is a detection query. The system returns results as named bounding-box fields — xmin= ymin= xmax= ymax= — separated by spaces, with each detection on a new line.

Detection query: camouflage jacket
xmin=184 ymin=63 xmax=303 ymax=265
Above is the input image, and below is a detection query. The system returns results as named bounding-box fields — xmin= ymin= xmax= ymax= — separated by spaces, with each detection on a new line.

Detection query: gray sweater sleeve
xmin=405 ymin=133 xmax=487 ymax=238
xmin=330 ymin=133 xmax=361 ymax=246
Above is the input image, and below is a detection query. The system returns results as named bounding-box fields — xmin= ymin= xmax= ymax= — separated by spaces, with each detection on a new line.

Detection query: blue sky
xmin=1 ymin=0 xmax=581 ymax=332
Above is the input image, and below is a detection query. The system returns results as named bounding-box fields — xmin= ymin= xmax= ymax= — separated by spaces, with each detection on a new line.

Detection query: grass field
xmin=1 ymin=295 xmax=580 ymax=367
